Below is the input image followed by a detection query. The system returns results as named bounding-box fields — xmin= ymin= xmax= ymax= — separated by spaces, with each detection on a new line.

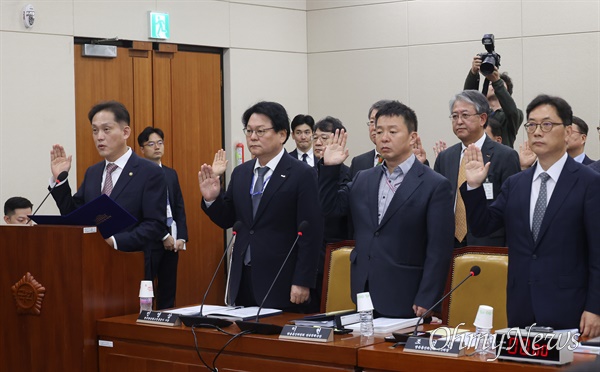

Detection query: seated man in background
xmin=319 ymin=100 xmax=454 ymax=318
xmin=4 ymin=196 xmax=33 ymax=225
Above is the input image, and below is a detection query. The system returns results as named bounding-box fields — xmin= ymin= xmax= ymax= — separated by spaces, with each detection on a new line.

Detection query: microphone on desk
xmin=180 ymin=221 xmax=243 ymax=328
xmin=236 ymin=221 xmax=309 ymax=335
xmin=393 ymin=265 xmax=481 ymax=342
xmin=28 ymin=171 xmax=69 ymax=222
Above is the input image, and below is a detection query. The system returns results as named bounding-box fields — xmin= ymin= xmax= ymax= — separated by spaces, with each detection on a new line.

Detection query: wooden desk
xmin=358 ymin=341 xmax=597 ymax=372
xmin=97 ymin=313 xmax=383 ymax=371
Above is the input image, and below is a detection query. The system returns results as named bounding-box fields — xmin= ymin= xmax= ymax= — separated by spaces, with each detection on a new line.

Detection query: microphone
xmin=394 ymin=265 xmax=481 ymax=342
xmin=236 ymin=221 xmax=309 ymax=335
xmin=179 ymin=221 xmax=243 ymax=328
xmin=29 ymin=171 xmax=69 ymax=220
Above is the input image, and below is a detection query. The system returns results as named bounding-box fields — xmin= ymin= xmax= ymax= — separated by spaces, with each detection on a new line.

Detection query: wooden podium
xmin=0 ymin=225 xmax=144 ymax=372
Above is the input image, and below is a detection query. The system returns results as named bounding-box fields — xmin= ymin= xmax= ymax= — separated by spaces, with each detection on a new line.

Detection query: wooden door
xmin=74 ymin=41 xmax=224 ymax=308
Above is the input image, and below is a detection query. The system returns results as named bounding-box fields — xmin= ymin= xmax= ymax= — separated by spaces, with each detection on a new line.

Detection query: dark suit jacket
xmin=51 ymin=152 xmax=167 ymax=277
xmin=202 ymin=151 xmax=324 ymax=309
xmin=163 ymin=165 xmax=188 ymax=241
xmin=589 ymin=160 xmax=600 ymax=173
xmin=582 ymin=155 xmax=594 ymax=165
xmin=350 ymin=150 xmax=376 ymax=178
xmin=461 ymin=157 xmax=600 ymax=329
xmin=319 ymin=160 xmax=454 ymax=317
xmin=434 ymin=136 xmax=520 ymax=246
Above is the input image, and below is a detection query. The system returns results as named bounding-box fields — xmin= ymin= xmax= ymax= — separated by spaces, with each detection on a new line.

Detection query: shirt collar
xmin=533 ymin=152 xmax=568 ymax=182
xmin=300 ymin=148 xmax=313 ymax=158
xmin=105 ymin=147 xmax=132 ymax=169
xmin=572 ymin=152 xmax=586 ymax=163
xmin=383 ymin=153 xmax=416 ymax=177
xmin=461 ymin=132 xmax=487 ymax=152
xmin=254 ymin=147 xmax=285 ymax=173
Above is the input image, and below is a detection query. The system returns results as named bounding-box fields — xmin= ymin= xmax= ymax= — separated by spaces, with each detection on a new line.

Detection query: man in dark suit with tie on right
xmin=319 ymin=100 xmax=454 ymax=318
xmin=461 ymin=94 xmax=600 ymax=338
xmin=199 ymin=101 xmax=323 ymax=312
xmin=49 ymin=101 xmax=167 ymax=303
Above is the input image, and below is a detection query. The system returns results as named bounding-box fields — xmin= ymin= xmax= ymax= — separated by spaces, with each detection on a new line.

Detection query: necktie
xmin=532 ymin=172 xmax=550 ymax=242
xmin=302 ymin=153 xmax=308 ymax=163
xmin=454 ymin=154 xmax=468 ymax=242
xmin=102 ymin=163 xmax=118 ymax=196
xmin=376 ymin=154 xmax=384 ymax=166
xmin=246 ymin=167 xmax=269 ymax=265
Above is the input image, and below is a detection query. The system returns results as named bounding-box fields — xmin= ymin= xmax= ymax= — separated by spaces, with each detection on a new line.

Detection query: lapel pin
xmin=129 ymin=172 xmax=133 ymax=176
xmin=281 ymin=175 xmax=286 ymax=178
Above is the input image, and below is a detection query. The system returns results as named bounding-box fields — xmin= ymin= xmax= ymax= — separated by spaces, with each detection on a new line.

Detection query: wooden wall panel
xmin=169 ymin=51 xmax=224 ymax=306
xmin=74 ymin=45 xmax=136 ymax=185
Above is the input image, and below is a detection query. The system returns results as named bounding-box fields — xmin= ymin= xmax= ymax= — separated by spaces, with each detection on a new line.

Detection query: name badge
xmin=483 ymin=182 xmax=493 ymax=200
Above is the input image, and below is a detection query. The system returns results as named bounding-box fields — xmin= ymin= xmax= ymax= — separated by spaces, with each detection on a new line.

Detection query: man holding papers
xmin=49 ymin=101 xmax=167 ymax=297
xmin=319 ymin=101 xmax=454 ymax=318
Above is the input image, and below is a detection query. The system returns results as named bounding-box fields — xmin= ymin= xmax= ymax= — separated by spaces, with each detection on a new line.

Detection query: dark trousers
xmin=151 ymin=248 xmax=179 ymax=310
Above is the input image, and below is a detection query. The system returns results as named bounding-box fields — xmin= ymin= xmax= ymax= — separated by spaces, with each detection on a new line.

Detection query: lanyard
xmin=249 ymin=173 xmax=272 ymax=196
xmin=383 ymin=169 xmax=402 ymax=193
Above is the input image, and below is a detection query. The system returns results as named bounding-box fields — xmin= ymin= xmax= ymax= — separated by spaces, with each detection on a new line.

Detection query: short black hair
xmin=526 ymin=95 xmax=573 ymax=126
xmin=486 ymin=117 xmax=503 ymax=137
xmin=137 ymin=126 xmax=165 ymax=147
xmin=314 ymin=116 xmax=346 ymax=134
xmin=572 ymin=116 xmax=589 ymax=135
xmin=375 ymin=101 xmax=418 ymax=132
xmin=291 ymin=114 xmax=315 ymax=132
xmin=88 ymin=100 xmax=131 ymax=126
xmin=500 ymin=72 xmax=514 ymax=95
xmin=4 ymin=197 xmax=33 ymax=216
xmin=368 ymin=99 xmax=393 ymax=119
xmin=242 ymin=101 xmax=290 ymax=143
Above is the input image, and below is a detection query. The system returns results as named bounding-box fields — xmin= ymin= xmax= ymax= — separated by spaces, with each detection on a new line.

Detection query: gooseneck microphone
xmin=180 ymin=221 xmax=243 ymax=328
xmin=236 ymin=221 xmax=309 ymax=335
xmin=29 ymin=171 xmax=69 ymax=221
xmin=411 ymin=265 xmax=481 ymax=336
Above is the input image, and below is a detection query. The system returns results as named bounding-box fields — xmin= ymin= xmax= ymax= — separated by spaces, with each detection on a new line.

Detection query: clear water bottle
xmin=359 ymin=309 xmax=374 ymax=337
xmin=474 ymin=326 xmax=493 ymax=354
xmin=139 ymin=297 xmax=152 ymax=313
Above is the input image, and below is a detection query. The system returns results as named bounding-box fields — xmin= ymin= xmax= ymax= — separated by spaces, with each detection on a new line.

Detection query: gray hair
xmin=449 ymin=90 xmax=490 ymax=115
xmin=368 ymin=99 xmax=394 ymax=119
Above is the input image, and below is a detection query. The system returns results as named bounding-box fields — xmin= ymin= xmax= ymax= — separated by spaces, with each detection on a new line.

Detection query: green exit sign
xmin=149 ymin=12 xmax=170 ymax=40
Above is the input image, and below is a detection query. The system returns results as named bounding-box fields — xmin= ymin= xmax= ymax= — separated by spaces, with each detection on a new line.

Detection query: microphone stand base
xmin=180 ymin=314 xmax=233 ymax=328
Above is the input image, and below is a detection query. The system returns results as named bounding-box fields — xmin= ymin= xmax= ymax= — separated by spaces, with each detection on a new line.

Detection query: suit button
xmin=249 ymin=230 xmax=254 ymax=235
xmin=374 ymin=232 xmax=379 ymax=237
xmin=532 ymin=254 xmax=537 ymax=260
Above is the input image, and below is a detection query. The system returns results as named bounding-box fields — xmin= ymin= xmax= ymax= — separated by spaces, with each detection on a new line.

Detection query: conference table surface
xmin=97 ymin=312 xmax=598 ymax=372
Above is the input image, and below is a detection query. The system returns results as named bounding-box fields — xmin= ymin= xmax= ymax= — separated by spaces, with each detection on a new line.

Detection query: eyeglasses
xmin=524 ymin=122 xmax=563 ymax=133
xmin=571 ymin=130 xmax=584 ymax=135
xmin=366 ymin=120 xmax=375 ymax=126
xmin=243 ymin=127 xmax=274 ymax=137
xmin=143 ymin=140 xmax=164 ymax=147
xmin=449 ymin=113 xmax=481 ymax=122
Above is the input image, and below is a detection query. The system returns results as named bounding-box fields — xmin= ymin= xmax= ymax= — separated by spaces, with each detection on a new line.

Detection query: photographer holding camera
xmin=464 ymin=34 xmax=523 ymax=148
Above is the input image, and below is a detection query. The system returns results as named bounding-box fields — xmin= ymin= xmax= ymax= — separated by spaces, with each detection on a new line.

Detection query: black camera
xmin=477 ymin=34 xmax=501 ymax=75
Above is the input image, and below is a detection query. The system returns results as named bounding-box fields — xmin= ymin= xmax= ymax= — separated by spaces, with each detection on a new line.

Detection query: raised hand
xmin=50 ymin=144 xmax=72 ymax=181
xmin=471 ymin=55 xmax=482 ymax=75
xmin=519 ymin=140 xmax=537 ymax=170
xmin=322 ymin=129 xmax=349 ymax=166
xmin=413 ymin=134 xmax=427 ymax=164
xmin=211 ymin=149 xmax=228 ymax=177
xmin=433 ymin=140 xmax=447 ymax=157
xmin=464 ymin=144 xmax=490 ymax=188
xmin=198 ymin=164 xmax=221 ymax=202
